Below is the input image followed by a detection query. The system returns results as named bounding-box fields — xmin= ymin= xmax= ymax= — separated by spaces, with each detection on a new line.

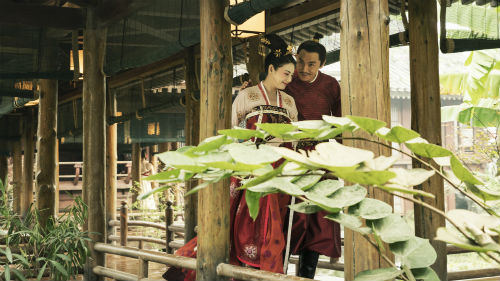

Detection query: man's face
xmin=296 ymin=50 xmax=323 ymax=83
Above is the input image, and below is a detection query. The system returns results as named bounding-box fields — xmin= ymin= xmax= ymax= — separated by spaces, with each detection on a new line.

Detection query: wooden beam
xmin=0 ymin=89 xmax=36 ymax=99
xmin=22 ymin=109 xmax=35 ymax=217
xmin=82 ymin=7 xmax=107 ymax=281
xmin=35 ymin=33 xmax=59 ymax=228
xmin=183 ymin=46 xmax=199 ymax=243
xmin=266 ymin=0 xmax=340 ymax=33
xmin=97 ymin=0 xmax=155 ymax=27
xmin=197 ymin=0 xmax=233 ymax=280
xmin=0 ymin=2 xmax=84 ymax=29
xmin=340 ymin=0 xmax=393 ymax=279
xmin=408 ymin=0 xmax=447 ymax=280
xmin=106 ymin=90 xmax=118 ymax=241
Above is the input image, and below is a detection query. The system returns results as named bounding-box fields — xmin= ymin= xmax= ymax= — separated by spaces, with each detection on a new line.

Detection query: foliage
xmin=143 ymin=115 xmax=500 ymax=280
xmin=0 ymin=182 xmax=90 ymax=281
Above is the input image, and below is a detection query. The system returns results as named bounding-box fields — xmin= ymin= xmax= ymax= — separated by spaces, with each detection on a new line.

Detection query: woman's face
xmin=267 ymin=62 xmax=295 ymax=90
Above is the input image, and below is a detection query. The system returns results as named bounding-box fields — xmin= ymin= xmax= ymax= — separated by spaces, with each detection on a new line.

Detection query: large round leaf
xmin=388 ymin=168 xmax=435 ymax=187
xmin=348 ymin=198 xmax=392 ymax=220
xmin=325 ymin=212 xmax=371 ymax=235
xmin=227 ymin=143 xmax=281 ymax=165
xmin=450 ymin=155 xmax=483 ymax=185
xmin=411 ymin=268 xmax=440 ymax=281
xmin=218 ymin=127 xmax=266 ymax=140
xmin=328 ymin=184 xmax=367 ymax=208
xmin=308 ymin=141 xmax=374 ymax=168
xmin=369 ymin=214 xmax=413 ymax=244
xmin=347 ymin=115 xmax=387 ymax=135
xmin=354 ymin=267 xmax=402 ymax=281
xmin=289 ymin=201 xmax=323 ymax=214
xmin=335 ymin=170 xmax=396 ymax=186
xmin=376 ymin=126 xmax=420 ymax=143
xmin=390 ymin=237 xmax=437 ymax=269
xmin=307 ymin=179 xmax=343 ymax=197
xmin=157 ymin=151 xmax=207 ymax=172
xmin=189 ymin=135 xmax=232 ymax=153
xmin=405 ymin=143 xmax=453 ymax=158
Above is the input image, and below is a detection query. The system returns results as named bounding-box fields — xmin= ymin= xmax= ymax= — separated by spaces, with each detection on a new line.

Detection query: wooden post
xmin=22 ymin=109 xmax=35 ymax=217
xmin=35 ymin=33 xmax=59 ymax=227
xmin=340 ymin=0 xmax=393 ymax=279
xmin=184 ymin=46 xmax=199 ymax=243
xmin=120 ymin=201 xmax=128 ymax=246
xmin=83 ymin=6 xmax=107 ymax=280
xmin=106 ymin=90 xmax=118 ymax=241
xmin=12 ymin=140 xmax=23 ymax=214
xmin=198 ymin=0 xmax=233 ymax=279
xmin=165 ymin=201 xmax=174 ymax=254
xmin=246 ymin=35 xmax=265 ymax=85
xmin=0 ymin=152 xmax=8 ymax=205
xmin=131 ymin=143 xmax=141 ymax=207
xmin=138 ymin=258 xmax=149 ymax=278
xmin=408 ymin=0 xmax=447 ymax=280
xmin=55 ymin=139 xmax=59 ymax=214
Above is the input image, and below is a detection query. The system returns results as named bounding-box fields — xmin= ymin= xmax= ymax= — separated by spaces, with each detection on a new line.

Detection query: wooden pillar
xmin=35 ymin=33 xmax=59 ymax=227
xmin=408 ymin=0 xmax=447 ymax=280
xmin=184 ymin=46 xmax=200 ymax=242
xmin=13 ymin=140 xmax=23 ymax=214
xmin=340 ymin=0 xmax=392 ymax=279
xmin=106 ymin=90 xmax=118 ymax=240
xmin=131 ymin=143 xmax=141 ymax=207
xmin=198 ymin=0 xmax=233 ymax=280
xmin=0 ymin=152 xmax=7 ymax=205
xmin=246 ymin=35 xmax=265 ymax=85
xmin=22 ymin=109 xmax=35 ymax=217
xmin=82 ymin=7 xmax=107 ymax=281
xmin=55 ymin=140 xmax=59 ymax=214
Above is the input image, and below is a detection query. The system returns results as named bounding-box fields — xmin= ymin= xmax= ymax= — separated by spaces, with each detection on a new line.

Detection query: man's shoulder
xmin=319 ymin=71 xmax=339 ymax=85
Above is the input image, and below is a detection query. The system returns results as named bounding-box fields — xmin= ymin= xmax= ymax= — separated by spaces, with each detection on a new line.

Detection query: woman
xmin=164 ymin=34 xmax=297 ymax=280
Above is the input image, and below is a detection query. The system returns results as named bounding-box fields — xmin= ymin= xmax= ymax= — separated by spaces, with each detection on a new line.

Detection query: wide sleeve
xmin=231 ymin=92 xmax=246 ymax=127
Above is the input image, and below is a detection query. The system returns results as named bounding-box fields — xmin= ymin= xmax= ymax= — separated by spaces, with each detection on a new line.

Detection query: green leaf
xmin=157 ymin=151 xmax=207 ymax=172
xmin=256 ymin=123 xmax=297 ymax=138
xmin=4 ymin=265 xmax=10 ymax=281
xmin=5 ymin=246 xmax=12 ymax=263
xmin=466 ymin=183 xmax=500 ymax=201
xmin=292 ymin=120 xmax=330 ymax=131
xmin=325 ymin=212 xmax=371 ymax=235
xmin=292 ymin=173 xmax=324 ymax=191
xmin=376 ymin=126 xmax=420 ymax=143
xmin=12 ymin=253 xmax=29 ymax=266
xmin=411 ymin=268 xmax=440 ymax=281
xmin=227 ymin=143 xmax=281 ymax=165
xmin=354 ymin=267 xmax=403 ymax=281
xmin=289 ymin=201 xmax=323 ymax=214
xmin=308 ymin=141 xmax=374 ymax=168
xmin=314 ymin=127 xmax=344 ymax=141
xmin=248 ymin=177 xmax=304 ymax=196
xmin=388 ymin=168 xmax=435 ymax=187
xmin=11 ymin=268 xmax=27 ymax=281
xmin=57 ymin=253 xmax=72 ymax=262
xmin=405 ymin=143 xmax=453 ymax=158
xmin=435 ymin=227 xmax=500 ymax=252
xmin=363 ymin=155 xmax=399 ymax=171
xmin=218 ymin=127 xmax=266 ymax=140
xmin=348 ymin=198 xmax=392 ymax=220
xmin=245 ymin=190 xmax=261 ymax=221
xmin=450 ymin=156 xmax=483 ymax=185
xmin=335 ymin=170 xmax=396 ymax=186
xmin=198 ymin=152 xmax=264 ymax=171
xmin=50 ymin=260 xmax=69 ymax=277
xmin=376 ymin=185 xmax=436 ymax=198
xmin=37 ymin=262 xmax=47 ymax=281
xmin=272 ymin=147 xmax=315 ymax=168
xmin=328 ymin=184 xmax=368 ymax=208
xmin=323 ymin=115 xmax=355 ymax=127
xmin=447 ymin=209 xmax=500 ymax=237
xmin=369 ymin=214 xmax=413 ymax=243
xmin=240 ymin=161 xmax=286 ymax=190
xmin=390 ymin=237 xmax=437 ymax=269
xmin=347 ymin=115 xmax=386 ymax=135
xmin=189 ymin=135 xmax=232 ymax=153
xmin=307 ymin=180 xmax=343 ymax=197
xmin=185 ymin=172 xmax=232 ymax=196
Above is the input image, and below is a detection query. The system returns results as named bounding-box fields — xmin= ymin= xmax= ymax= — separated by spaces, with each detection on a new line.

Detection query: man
xmin=284 ymin=35 xmax=342 ymax=279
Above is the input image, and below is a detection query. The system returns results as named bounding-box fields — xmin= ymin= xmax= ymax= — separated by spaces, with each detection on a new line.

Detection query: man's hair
xmin=297 ymin=40 xmax=327 ymax=65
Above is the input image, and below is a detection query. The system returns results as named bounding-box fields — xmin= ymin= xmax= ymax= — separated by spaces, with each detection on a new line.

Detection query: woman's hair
xmin=261 ymin=34 xmax=296 ymax=79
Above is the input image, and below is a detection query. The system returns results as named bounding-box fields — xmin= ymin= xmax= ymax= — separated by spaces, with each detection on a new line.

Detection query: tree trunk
xmin=35 ymin=32 xmax=59 ymax=228
xmin=106 ymin=90 xmax=118 ymax=240
xmin=197 ymin=0 xmax=233 ymax=280
xmin=83 ymin=7 xmax=107 ymax=281
xmin=408 ymin=0 xmax=447 ymax=280
xmin=22 ymin=109 xmax=35 ymax=217
xmin=340 ymin=0 xmax=393 ymax=279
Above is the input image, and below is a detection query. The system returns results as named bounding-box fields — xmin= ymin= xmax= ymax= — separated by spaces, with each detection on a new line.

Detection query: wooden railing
xmin=108 ymin=202 xmax=499 ymax=280
xmin=59 ymin=161 xmax=131 ymax=184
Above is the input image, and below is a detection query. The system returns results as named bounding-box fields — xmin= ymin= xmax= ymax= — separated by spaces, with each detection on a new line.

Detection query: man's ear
xmin=320 ymin=61 xmax=326 ymax=69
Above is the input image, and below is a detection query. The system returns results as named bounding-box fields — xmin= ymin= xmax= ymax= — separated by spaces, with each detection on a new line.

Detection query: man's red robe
xmin=285 ymin=71 xmax=342 ymax=258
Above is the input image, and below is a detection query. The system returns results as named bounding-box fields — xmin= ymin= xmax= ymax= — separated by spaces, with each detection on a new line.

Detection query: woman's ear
xmin=268 ymin=64 xmax=275 ymax=73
